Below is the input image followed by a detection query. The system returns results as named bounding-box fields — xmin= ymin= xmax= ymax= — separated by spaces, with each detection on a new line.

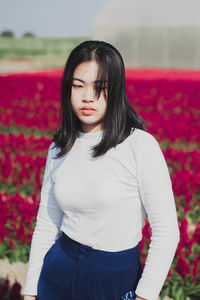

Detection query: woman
xmin=23 ymin=40 xmax=180 ymax=300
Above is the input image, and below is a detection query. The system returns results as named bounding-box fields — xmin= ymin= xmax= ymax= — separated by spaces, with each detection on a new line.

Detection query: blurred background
xmin=1 ymin=0 xmax=200 ymax=73
xmin=0 ymin=0 xmax=106 ymax=73
xmin=0 ymin=1 xmax=200 ymax=300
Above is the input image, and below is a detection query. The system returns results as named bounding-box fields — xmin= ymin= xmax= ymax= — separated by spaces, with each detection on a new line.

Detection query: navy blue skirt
xmin=37 ymin=231 xmax=143 ymax=300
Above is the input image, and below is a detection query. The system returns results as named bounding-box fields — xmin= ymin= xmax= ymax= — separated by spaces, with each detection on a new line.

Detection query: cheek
xmin=71 ymin=92 xmax=80 ymax=108
xmin=100 ymin=94 xmax=108 ymax=108
xmin=70 ymin=101 xmax=79 ymax=118
xmin=98 ymin=100 xmax=107 ymax=115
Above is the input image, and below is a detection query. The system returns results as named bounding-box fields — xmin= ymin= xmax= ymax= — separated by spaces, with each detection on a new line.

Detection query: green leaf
xmin=0 ymin=242 xmax=9 ymax=258
xmin=160 ymin=285 xmax=170 ymax=300
xmin=174 ymin=286 xmax=184 ymax=300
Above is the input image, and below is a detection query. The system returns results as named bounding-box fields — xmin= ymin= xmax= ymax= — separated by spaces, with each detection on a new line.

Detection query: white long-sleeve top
xmin=23 ymin=127 xmax=180 ymax=300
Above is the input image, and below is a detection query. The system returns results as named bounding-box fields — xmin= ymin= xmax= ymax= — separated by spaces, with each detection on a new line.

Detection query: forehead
xmin=73 ymin=61 xmax=108 ymax=83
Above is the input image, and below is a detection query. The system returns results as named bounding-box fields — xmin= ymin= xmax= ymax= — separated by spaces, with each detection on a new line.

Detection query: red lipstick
xmin=80 ymin=106 xmax=96 ymax=111
xmin=80 ymin=106 xmax=96 ymax=116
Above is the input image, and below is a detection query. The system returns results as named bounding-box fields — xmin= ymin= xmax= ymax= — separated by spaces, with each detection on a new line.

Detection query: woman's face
xmin=70 ymin=60 xmax=108 ymax=133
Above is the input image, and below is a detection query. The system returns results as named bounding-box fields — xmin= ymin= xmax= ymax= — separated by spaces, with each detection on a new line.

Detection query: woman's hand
xmin=23 ymin=295 xmax=37 ymax=300
xmin=135 ymin=296 xmax=147 ymax=300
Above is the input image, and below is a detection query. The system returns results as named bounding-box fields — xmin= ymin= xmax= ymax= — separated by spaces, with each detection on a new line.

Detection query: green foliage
xmin=5 ymin=181 xmax=17 ymax=195
xmin=160 ymin=271 xmax=200 ymax=300
xmin=22 ymin=32 xmax=35 ymax=38
xmin=0 ymin=238 xmax=30 ymax=263
xmin=0 ymin=48 xmax=49 ymax=58
xmin=0 ymin=181 xmax=34 ymax=196
xmin=1 ymin=30 xmax=14 ymax=37
xmin=191 ymin=243 xmax=200 ymax=256
xmin=187 ymin=206 xmax=200 ymax=223
xmin=0 ymin=124 xmax=55 ymax=137
xmin=160 ymin=140 xmax=199 ymax=151
xmin=18 ymin=185 xmax=33 ymax=196
xmin=177 ymin=205 xmax=185 ymax=221
xmin=0 ymin=242 xmax=8 ymax=258
xmin=8 ymin=243 xmax=30 ymax=264
xmin=0 ymin=36 xmax=90 ymax=59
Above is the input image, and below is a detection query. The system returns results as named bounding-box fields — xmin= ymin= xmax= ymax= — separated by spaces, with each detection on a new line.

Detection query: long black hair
xmin=52 ymin=40 xmax=147 ymax=158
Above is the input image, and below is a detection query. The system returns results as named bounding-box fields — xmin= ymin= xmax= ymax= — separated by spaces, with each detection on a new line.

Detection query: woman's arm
xmin=23 ymin=295 xmax=37 ymax=300
xmin=23 ymin=142 xmax=64 ymax=296
xmin=131 ymin=131 xmax=180 ymax=300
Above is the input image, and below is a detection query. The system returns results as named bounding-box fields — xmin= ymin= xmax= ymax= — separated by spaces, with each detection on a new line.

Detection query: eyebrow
xmin=72 ymin=77 xmax=108 ymax=83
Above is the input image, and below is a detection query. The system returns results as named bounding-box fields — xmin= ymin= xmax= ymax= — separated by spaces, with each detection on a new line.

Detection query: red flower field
xmin=0 ymin=68 xmax=199 ymax=300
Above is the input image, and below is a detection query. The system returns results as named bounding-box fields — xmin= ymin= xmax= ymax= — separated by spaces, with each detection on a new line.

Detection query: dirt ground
xmin=0 ymin=257 xmax=28 ymax=293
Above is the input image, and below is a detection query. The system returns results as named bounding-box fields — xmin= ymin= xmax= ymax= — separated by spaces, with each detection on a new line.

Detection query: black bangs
xmin=94 ymin=57 xmax=109 ymax=100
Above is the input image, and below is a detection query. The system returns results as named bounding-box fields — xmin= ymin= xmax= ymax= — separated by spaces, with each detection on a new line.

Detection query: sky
xmin=0 ymin=0 xmax=107 ymax=38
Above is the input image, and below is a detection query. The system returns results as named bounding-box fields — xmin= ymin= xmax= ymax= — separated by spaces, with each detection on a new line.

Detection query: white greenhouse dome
xmin=93 ymin=0 xmax=200 ymax=68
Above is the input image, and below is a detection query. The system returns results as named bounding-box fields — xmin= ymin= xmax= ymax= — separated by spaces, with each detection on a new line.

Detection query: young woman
xmin=23 ymin=40 xmax=180 ymax=300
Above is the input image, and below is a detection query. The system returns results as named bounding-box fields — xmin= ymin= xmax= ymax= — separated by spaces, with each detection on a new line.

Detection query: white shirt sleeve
xmin=134 ymin=131 xmax=180 ymax=300
xmin=23 ymin=142 xmax=64 ymax=296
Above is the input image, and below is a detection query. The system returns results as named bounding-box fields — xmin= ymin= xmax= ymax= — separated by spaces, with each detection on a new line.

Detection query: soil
xmin=0 ymin=257 xmax=28 ymax=293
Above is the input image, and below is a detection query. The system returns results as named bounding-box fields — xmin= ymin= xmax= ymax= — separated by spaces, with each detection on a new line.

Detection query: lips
xmin=80 ymin=106 xmax=96 ymax=111
xmin=80 ymin=106 xmax=96 ymax=116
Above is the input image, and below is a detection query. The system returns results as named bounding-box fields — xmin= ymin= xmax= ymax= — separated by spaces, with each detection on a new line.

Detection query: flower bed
xmin=0 ymin=68 xmax=200 ymax=300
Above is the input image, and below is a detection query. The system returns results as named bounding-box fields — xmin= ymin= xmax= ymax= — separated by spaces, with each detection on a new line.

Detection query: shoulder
xmin=128 ymin=128 xmax=165 ymax=166
xmin=46 ymin=141 xmax=61 ymax=162
xmin=129 ymin=128 xmax=168 ymax=172
xmin=49 ymin=141 xmax=60 ymax=153
xmin=129 ymin=128 xmax=160 ymax=152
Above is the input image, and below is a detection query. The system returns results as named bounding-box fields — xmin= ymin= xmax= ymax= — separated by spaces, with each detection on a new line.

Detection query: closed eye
xmin=72 ymin=84 xmax=83 ymax=88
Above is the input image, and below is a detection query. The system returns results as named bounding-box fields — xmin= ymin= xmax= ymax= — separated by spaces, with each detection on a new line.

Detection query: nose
xmin=83 ymin=86 xmax=96 ymax=101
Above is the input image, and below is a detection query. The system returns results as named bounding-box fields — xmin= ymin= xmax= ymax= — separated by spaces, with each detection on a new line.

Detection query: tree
xmin=1 ymin=30 xmax=14 ymax=37
xmin=22 ymin=32 xmax=35 ymax=38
